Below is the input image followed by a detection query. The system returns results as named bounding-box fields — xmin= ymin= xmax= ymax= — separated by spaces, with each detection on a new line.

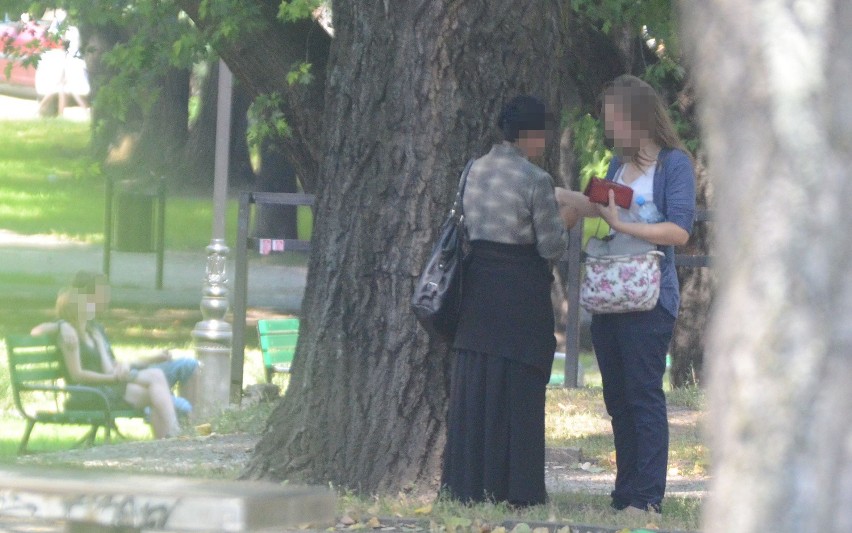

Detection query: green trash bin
xmin=113 ymin=191 xmax=155 ymax=252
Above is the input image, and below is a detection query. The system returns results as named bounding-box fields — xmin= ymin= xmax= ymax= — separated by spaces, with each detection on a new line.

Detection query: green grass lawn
xmin=0 ymin=119 xmax=239 ymax=250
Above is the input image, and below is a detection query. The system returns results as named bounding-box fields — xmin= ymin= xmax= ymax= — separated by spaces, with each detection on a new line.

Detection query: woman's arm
xmin=30 ymin=321 xmax=59 ymax=336
xmin=555 ymin=187 xmax=599 ymax=219
xmin=58 ymin=323 xmax=126 ymax=384
xmin=596 ymin=189 xmax=690 ymax=246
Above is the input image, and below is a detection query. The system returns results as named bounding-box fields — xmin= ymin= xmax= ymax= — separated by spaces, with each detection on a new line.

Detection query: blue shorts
xmin=148 ymin=358 xmax=198 ymax=388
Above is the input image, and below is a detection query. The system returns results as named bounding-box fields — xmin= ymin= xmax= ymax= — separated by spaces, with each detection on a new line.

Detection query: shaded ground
xmin=18 ymin=413 xmax=708 ymax=498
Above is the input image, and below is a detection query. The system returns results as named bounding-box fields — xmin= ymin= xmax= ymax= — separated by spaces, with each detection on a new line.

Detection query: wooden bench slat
xmin=11 ymin=367 xmax=65 ymax=382
xmin=257 ymin=318 xmax=300 ymax=334
xmin=9 ymin=349 xmax=61 ymax=364
xmin=5 ymin=334 xmax=58 ymax=349
xmin=260 ymin=336 xmax=298 ymax=349
xmin=256 ymin=318 xmax=300 ymax=383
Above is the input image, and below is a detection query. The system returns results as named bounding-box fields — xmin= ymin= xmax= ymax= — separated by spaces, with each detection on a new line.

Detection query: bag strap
xmin=451 ymin=159 xmax=475 ymax=220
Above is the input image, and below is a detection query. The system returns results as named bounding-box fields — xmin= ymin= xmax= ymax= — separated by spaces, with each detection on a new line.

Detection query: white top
xmin=612 ymin=163 xmax=654 ymax=224
xmin=616 ymin=163 xmax=655 ymax=208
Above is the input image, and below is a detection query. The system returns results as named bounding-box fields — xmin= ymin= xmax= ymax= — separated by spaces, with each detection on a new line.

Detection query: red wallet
xmin=583 ymin=177 xmax=633 ymax=209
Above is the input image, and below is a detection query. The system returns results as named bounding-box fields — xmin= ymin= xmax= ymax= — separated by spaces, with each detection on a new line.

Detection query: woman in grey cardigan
xmin=440 ymin=95 xmax=573 ymax=507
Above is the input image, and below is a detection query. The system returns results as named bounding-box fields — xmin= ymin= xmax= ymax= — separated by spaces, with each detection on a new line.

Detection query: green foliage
xmin=247 ymin=92 xmax=292 ymax=148
xmin=567 ymin=110 xmax=613 ymax=245
xmin=278 ymin=0 xmax=322 ymax=23
xmin=570 ymin=0 xmax=678 ymax=55
xmin=286 ymin=61 xmax=314 ymax=86
xmin=198 ymin=0 xmax=265 ymax=44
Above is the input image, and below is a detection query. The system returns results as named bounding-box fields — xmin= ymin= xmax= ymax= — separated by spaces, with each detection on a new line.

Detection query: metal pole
xmin=230 ymin=192 xmax=252 ymax=403
xmin=191 ymin=59 xmax=234 ymax=419
xmin=562 ymin=223 xmax=583 ymax=388
xmin=103 ymin=176 xmax=113 ymax=278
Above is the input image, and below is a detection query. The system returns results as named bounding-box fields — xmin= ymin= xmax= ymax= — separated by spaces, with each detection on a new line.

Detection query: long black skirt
xmin=440 ymin=349 xmax=549 ymax=507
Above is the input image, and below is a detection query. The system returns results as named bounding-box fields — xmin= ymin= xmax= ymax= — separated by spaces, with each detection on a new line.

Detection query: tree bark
xmin=671 ymin=152 xmax=714 ymax=386
xmin=241 ymin=0 xmax=576 ymax=494
xmin=682 ymin=1 xmax=852 ymax=530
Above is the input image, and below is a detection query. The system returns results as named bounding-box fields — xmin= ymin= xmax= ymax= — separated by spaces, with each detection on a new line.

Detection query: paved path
xmin=0 ymin=231 xmax=308 ymax=311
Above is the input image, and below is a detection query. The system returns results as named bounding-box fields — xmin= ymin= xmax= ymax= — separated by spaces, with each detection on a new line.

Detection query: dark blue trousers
xmin=590 ymin=304 xmax=675 ymax=510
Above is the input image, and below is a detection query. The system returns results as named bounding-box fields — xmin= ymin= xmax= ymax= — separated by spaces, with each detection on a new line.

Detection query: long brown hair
xmin=55 ymin=287 xmax=84 ymax=325
xmin=604 ymin=74 xmax=687 ymax=166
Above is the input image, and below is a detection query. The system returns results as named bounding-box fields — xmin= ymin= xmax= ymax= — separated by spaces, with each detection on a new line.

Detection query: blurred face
xmin=516 ymin=129 xmax=548 ymax=158
xmin=90 ymin=280 xmax=111 ymax=313
xmin=66 ymin=288 xmax=96 ymax=323
xmin=604 ymin=97 xmax=641 ymax=155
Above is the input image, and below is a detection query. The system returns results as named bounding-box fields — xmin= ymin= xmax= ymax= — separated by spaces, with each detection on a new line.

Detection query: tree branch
xmin=176 ymin=0 xmax=331 ymax=192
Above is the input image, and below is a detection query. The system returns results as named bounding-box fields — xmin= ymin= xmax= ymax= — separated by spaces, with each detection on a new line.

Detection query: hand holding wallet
xmin=583 ymin=177 xmax=633 ymax=209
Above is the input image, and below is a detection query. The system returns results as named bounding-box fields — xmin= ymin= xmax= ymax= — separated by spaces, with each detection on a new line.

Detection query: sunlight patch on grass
xmin=0 ymin=119 xmax=240 ymax=250
xmin=0 ymin=414 xmax=151 ymax=458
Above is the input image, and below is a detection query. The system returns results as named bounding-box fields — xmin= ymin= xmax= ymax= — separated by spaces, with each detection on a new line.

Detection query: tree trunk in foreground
xmin=671 ymin=154 xmax=714 ymax=386
xmin=242 ymin=0 xmax=575 ymax=494
xmin=682 ymin=1 xmax=852 ymax=530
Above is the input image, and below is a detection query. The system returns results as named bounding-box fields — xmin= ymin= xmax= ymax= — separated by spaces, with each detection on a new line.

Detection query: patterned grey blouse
xmin=462 ymin=143 xmax=568 ymax=260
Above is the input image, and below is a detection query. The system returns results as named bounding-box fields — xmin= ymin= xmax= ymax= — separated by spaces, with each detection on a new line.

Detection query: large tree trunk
xmin=671 ymin=152 xmax=714 ymax=386
xmin=241 ymin=0 xmax=576 ymax=494
xmin=682 ymin=1 xmax=852 ymax=530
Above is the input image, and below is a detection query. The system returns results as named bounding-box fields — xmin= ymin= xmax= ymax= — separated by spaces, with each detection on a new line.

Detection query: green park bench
xmin=0 ymin=465 xmax=336 ymax=533
xmin=256 ymin=318 xmax=300 ymax=383
xmin=4 ymin=334 xmax=145 ymax=455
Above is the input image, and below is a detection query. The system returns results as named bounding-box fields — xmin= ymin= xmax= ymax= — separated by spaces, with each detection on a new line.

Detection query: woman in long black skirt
xmin=440 ymin=95 xmax=574 ymax=507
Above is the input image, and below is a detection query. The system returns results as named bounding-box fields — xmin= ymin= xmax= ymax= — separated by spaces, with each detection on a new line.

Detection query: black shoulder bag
xmin=410 ymin=159 xmax=474 ymax=340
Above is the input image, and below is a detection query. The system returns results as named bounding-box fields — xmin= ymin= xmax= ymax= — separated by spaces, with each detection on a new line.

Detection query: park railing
xmin=230 ymin=192 xmax=314 ymax=402
xmin=230 ymin=196 xmax=710 ymax=398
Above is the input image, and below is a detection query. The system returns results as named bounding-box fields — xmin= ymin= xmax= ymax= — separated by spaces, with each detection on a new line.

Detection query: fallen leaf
xmin=532 ymin=527 xmax=549 ymax=533
xmin=414 ymin=504 xmax=433 ymax=515
xmin=366 ymin=517 xmax=382 ymax=528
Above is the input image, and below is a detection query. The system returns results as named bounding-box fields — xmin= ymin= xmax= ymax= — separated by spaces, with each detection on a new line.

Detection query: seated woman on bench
xmin=53 ymin=286 xmax=180 ymax=439
xmin=32 ymin=271 xmax=199 ymax=417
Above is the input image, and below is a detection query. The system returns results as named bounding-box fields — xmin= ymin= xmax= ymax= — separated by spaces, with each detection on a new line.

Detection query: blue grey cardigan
xmin=604 ymin=148 xmax=696 ymax=317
